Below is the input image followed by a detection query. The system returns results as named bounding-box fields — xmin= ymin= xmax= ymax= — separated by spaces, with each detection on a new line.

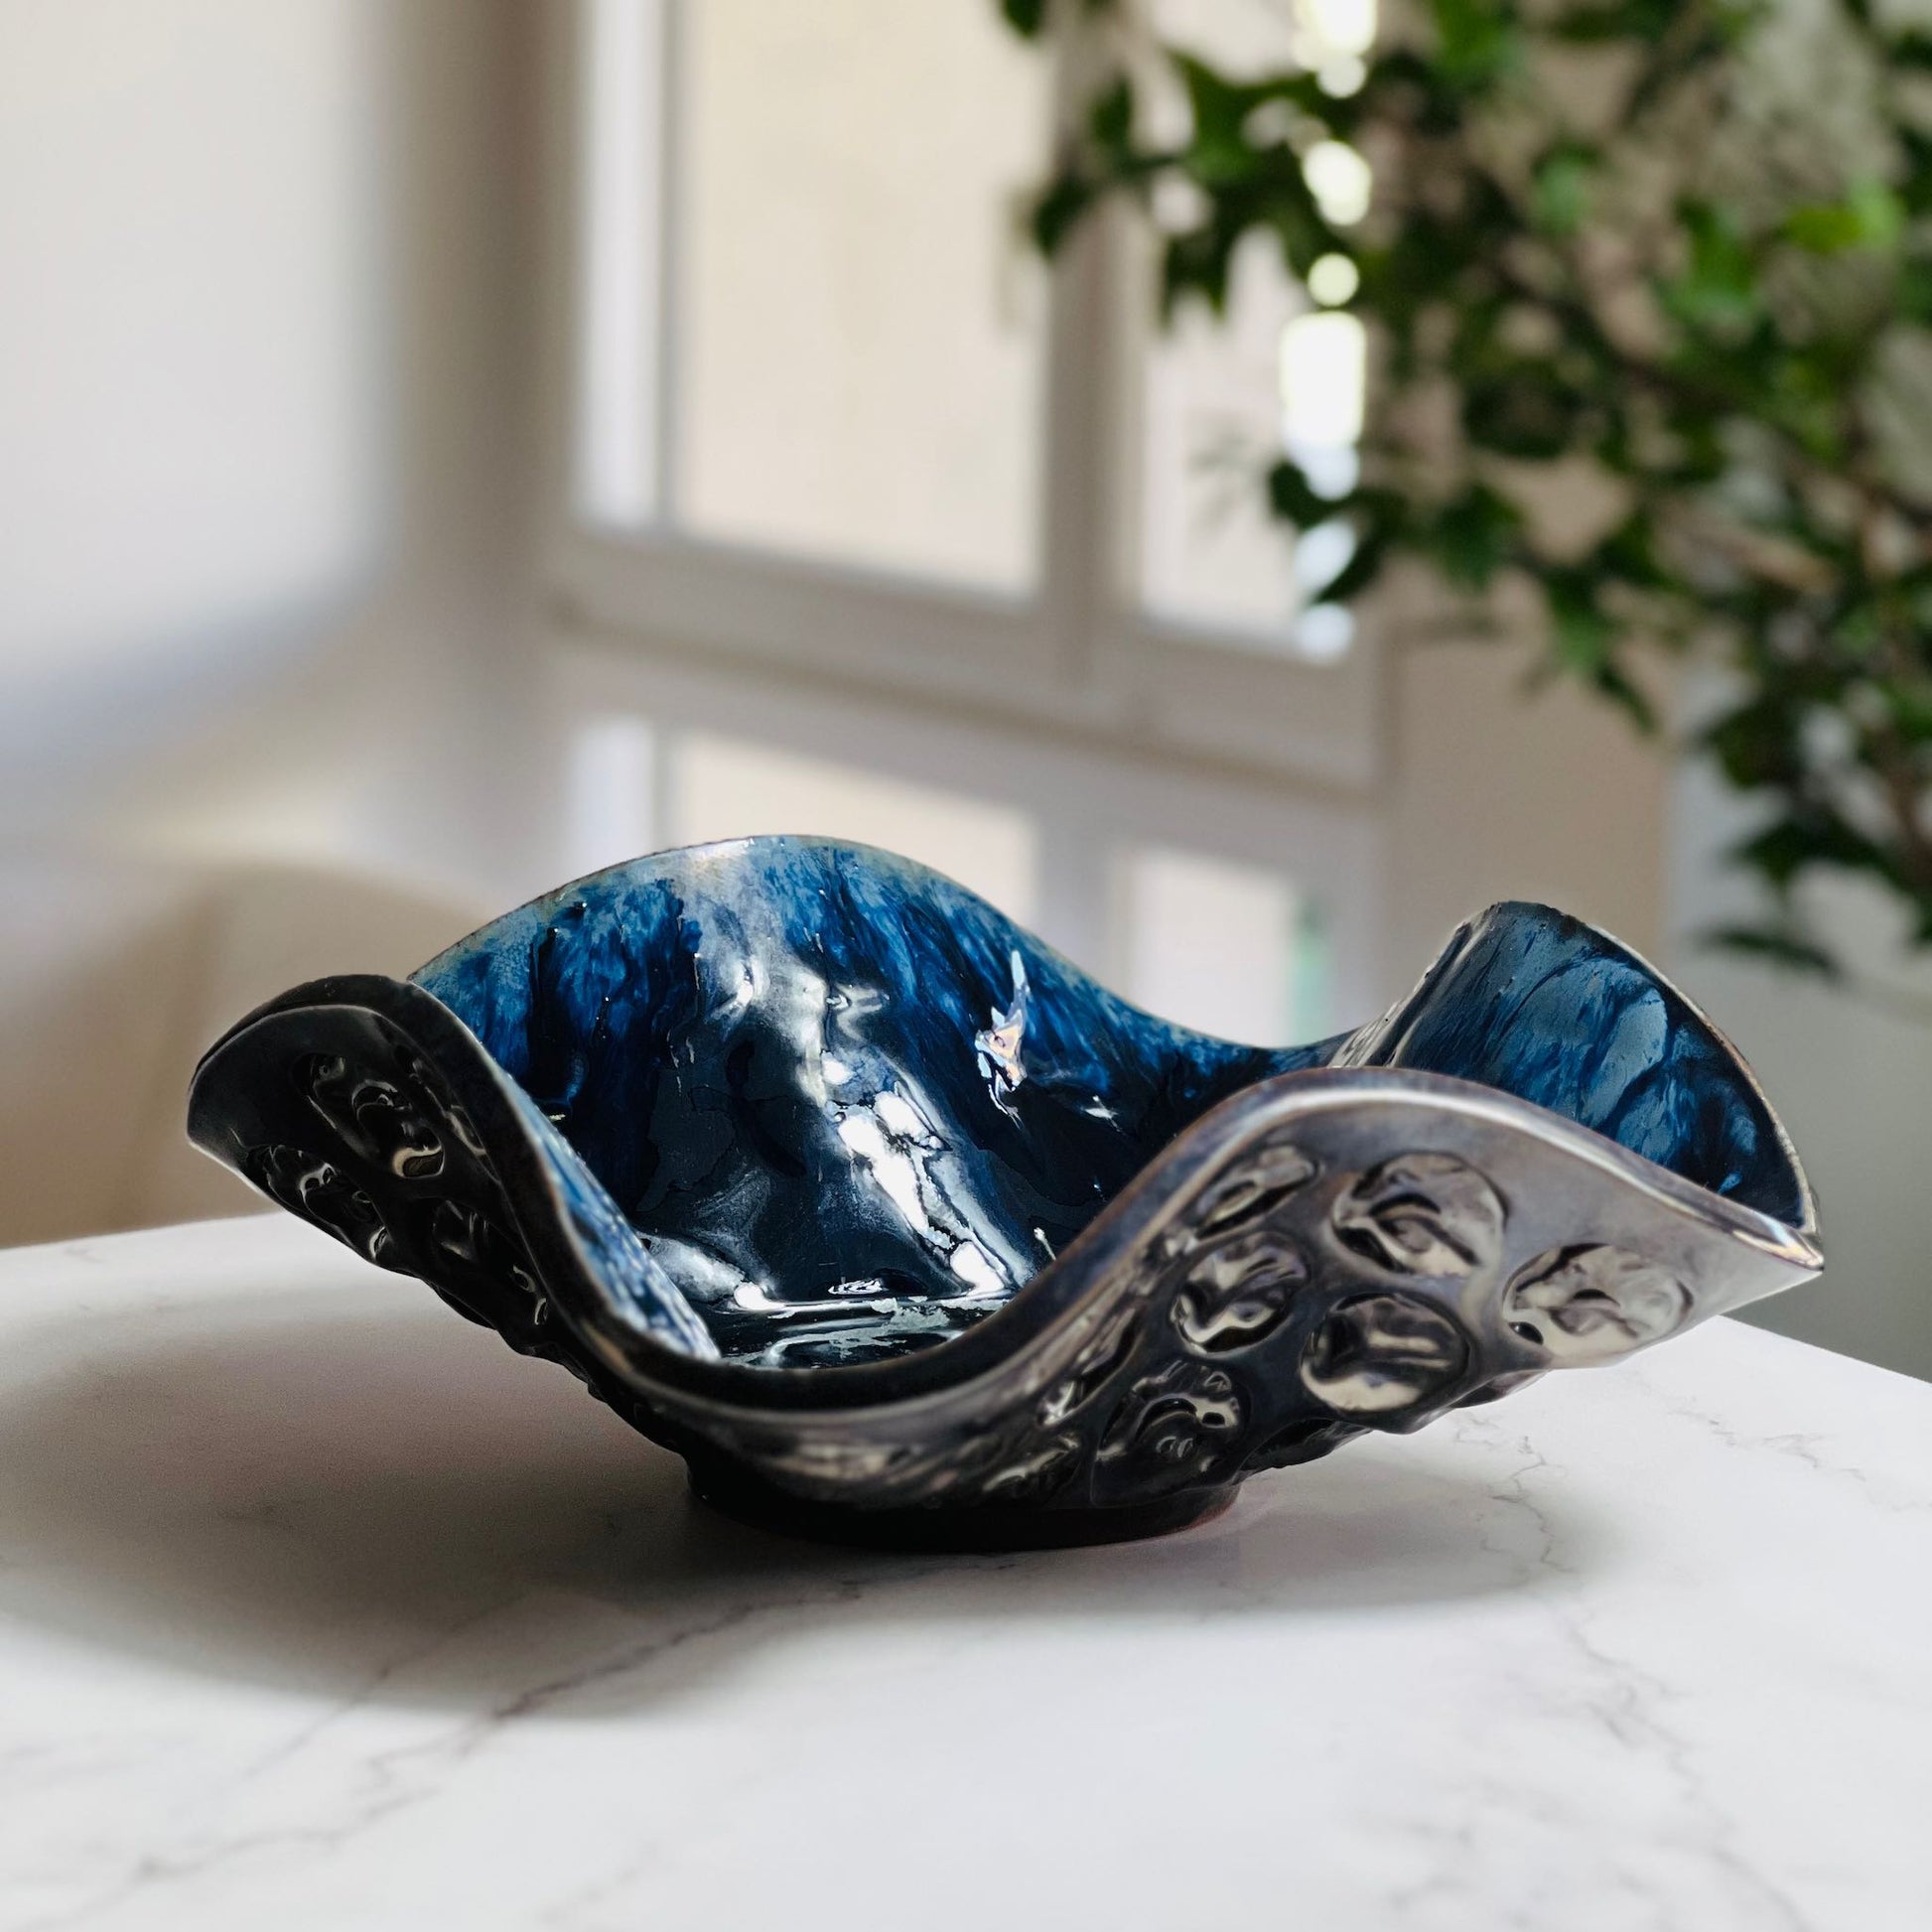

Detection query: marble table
xmin=0 ymin=1215 xmax=1925 ymax=1932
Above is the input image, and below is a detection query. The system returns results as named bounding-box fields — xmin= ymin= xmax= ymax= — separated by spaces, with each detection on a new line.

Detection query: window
xmin=556 ymin=652 xmax=1380 ymax=1043
xmin=1141 ymin=232 xmax=1309 ymax=639
xmin=1116 ymin=844 xmax=1327 ymax=1046
xmin=1138 ymin=0 xmax=1373 ymax=659
xmin=671 ymin=731 xmax=1039 ymax=922
xmin=578 ymin=0 xmax=1049 ymax=591
xmin=545 ymin=1 xmax=1389 ymax=1041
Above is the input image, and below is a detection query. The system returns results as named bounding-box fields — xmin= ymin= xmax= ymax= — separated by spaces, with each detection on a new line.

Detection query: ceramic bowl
xmin=187 ymin=838 xmax=1820 ymax=1547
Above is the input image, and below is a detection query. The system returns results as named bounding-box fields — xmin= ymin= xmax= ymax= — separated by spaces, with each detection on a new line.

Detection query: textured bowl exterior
xmin=186 ymin=839 xmax=1819 ymax=1545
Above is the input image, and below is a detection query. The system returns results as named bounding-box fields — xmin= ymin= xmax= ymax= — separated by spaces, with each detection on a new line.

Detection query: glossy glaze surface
xmin=186 ymin=840 xmax=1818 ymax=1540
xmin=412 ymin=842 xmax=1316 ymax=1366
xmin=403 ymin=840 xmax=1806 ymax=1366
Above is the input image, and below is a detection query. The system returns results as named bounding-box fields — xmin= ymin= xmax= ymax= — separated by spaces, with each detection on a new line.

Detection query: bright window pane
xmin=1303 ymin=0 xmax=1377 ymax=55
xmin=566 ymin=712 xmax=658 ymax=878
xmin=1155 ymin=0 xmax=1300 ymax=74
xmin=671 ymin=731 xmax=1037 ymax=924
xmin=1140 ymin=0 xmax=1372 ymax=655
xmin=575 ymin=0 xmax=665 ymax=526
xmin=1282 ymin=310 xmax=1365 ymax=452
xmin=1303 ymin=141 xmax=1372 ymax=225
xmin=1141 ymin=231 xmax=1306 ymax=637
xmin=673 ymin=1 xmax=1048 ymax=591
xmin=1116 ymin=844 xmax=1326 ymax=1046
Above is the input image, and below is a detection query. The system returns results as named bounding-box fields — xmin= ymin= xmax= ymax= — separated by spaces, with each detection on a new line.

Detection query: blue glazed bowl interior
xmin=387 ymin=838 xmax=1808 ymax=1370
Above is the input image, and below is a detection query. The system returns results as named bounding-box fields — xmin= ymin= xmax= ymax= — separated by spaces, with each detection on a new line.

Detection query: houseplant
xmin=1004 ymin=0 xmax=1932 ymax=974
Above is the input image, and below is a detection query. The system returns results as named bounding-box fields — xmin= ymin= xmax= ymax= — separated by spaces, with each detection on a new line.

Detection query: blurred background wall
xmin=0 ymin=0 xmax=1921 ymax=1380
xmin=0 ymin=0 xmax=548 ymax=1234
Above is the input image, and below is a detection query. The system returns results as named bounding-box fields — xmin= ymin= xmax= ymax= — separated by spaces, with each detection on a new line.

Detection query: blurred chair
xmin=0 ymin=856 xmax=488 ymax=1246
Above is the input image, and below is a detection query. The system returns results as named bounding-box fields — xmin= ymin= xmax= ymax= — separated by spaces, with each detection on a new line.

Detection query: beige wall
xmin=1387 ymin=633 xmax=1932 ymax=1383
xmin=0 ymin=858 xmax=489 ymax=1247
xmin=1386 ymin=636 xmax=1672 ymax=985
xmin=1 ymin=0 xmax=546 ymax=898
xmin=0 ymin=0 xmax=543 ymax=1246
xmin=1667 ymin=757 xmax=1932 ymax=1382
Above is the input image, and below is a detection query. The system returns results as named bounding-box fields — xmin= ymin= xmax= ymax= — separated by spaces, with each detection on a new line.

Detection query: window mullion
xmin=654 ymin=0 xmax=684 ymax=528
xmin=1035 ymin=18 xmax=1131 ymax=698
xmin=1032 ymin=803 xmax=1114 ymax=979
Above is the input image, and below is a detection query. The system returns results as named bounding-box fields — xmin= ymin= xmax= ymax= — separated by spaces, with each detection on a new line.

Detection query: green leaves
xmin=1001 ymin=0 xmax=1119 ymax=36
xmin=1704 ymin=923 xmax=1840 ymax=976
xmin=1705 ymin=695 xmax=1804 ymax=790
xmin=1531 ymin=147 xmax=1595 ymax=237
xmin=1173 ymin=56 xmax=1254 ymax=183
xmin=1543 ymin=570 xmax=1657 ymax=729
xmin=1429 ymin=0 xmax=1521 ymax=87
xmin=1089 ymin=75 xmax=1134 ymax=158
xmin=1662 ymin=201 xmax=1760 ymax=336
xmin=1784 ymin=179 xmax=1904 ymax=256
xmin=1031 ymin=177 xmax=1095 ymax=256
xmin=998 ymin=0 xmax=1932 ymax=974
xmin=1731 ymin=809 xmax=1892 ymax=893
xmin=1266 ymin=458 xmax=1341 ymax=529
xmin=1548 ymin=0 xmax=1692 ymax=42
xmin=1428 ymin=485 xmax=1522 ymax=590
xmin=1461 ymin=364 xmax=1591 ymax=460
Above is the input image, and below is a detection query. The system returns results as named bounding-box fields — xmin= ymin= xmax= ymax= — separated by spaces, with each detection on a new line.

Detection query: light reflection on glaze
xmin=413 ymin=841 xmax=1292 ymax=1364
xmin=390 ymin=844 xmax=1810 ymax=1370
xmin=973 ymin=950 xmax=1031 ymax=1116
xmin=185 ymin=849 xmax=1822 ymax=1529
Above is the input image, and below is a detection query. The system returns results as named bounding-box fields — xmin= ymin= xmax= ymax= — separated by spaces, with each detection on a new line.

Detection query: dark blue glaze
xmin=183 ymin=837 xmax=1820 ymax=1542
xmin=1334 ymin=902 xmax=1810 ymax=1229
xmin=395 ymin=839 xmax=1807 ymax=1368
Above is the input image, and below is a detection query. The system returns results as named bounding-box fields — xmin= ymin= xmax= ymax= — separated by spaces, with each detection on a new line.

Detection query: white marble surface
xmin=0 ymin=1215 xmax=1926 ymax=1932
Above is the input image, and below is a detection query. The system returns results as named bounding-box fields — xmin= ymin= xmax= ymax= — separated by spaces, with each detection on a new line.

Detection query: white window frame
xmin=533 ymin=0 xmax=1384 ymax=795
xmin=553 ymin=637 xmax=1385 ymax=1017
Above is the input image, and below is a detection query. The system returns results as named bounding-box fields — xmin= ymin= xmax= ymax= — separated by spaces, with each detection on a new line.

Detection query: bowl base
xmin=686 ymin=1464 xmax=1239 ymax=1551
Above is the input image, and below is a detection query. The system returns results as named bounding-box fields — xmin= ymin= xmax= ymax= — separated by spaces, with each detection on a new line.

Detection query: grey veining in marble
xmin=0 ymin=1216 xmax=1925 ymax=1930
